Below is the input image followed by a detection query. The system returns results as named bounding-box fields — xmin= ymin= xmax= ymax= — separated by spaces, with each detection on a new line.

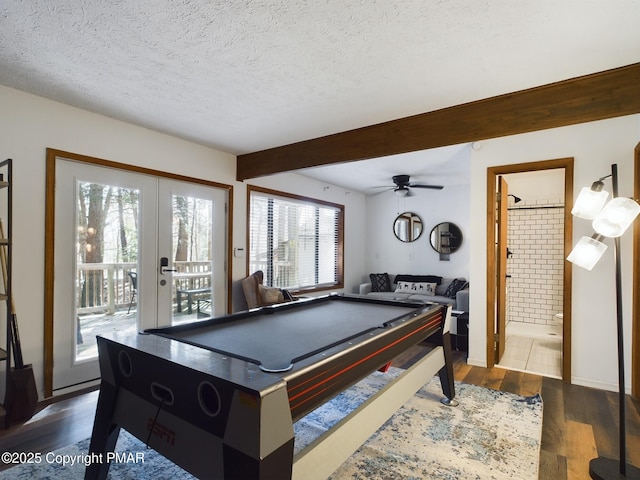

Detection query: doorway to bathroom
xmin=499 ymin=169 xmax=565 ymax=378
xmin=486 ymin=158 xmax=574 ymax=381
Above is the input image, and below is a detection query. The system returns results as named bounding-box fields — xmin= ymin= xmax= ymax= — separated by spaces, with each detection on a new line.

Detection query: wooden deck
xmin=76 ymin=304 xmax=210 ymax=360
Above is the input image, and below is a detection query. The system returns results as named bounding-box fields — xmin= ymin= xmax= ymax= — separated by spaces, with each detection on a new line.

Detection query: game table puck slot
xmin=150 ymin=382 xmax=175 ymax=406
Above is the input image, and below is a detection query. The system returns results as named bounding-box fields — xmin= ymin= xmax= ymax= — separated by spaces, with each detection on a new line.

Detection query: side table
xmin=451 ymin=310 xmax=469 ymax=353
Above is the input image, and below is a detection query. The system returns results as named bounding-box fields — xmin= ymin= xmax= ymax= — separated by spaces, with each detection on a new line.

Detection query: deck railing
xmin=76 ymin=261 xmax=212 ymax=315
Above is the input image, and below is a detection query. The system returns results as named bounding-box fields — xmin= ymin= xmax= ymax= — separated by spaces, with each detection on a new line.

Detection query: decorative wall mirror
xmin=430 ymin=222 xmax=463 ymax=253
xmin=393 ymin=212 xmax=423 ymax=242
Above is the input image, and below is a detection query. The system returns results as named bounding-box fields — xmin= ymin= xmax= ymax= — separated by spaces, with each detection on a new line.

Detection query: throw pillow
xmin=444 ymin=278 xmax=468 ymax=298
xmin=258 ymin=284 xmax=284 ymax=304
xmin=395 ymin=281 xmax=437 ymax=295
xmin=369 ymin=273 xmax=391 ymax=292
xmin=394 ymin=274 xmax=442 ymax=285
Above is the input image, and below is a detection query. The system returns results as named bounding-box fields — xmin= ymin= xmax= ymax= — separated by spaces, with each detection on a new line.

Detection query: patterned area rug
xmin=0 ymin=369 xmax=542 ymax=480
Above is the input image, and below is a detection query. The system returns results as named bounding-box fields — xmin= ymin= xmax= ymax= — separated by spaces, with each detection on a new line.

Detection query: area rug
xmin=0 ymin=369 xmax=542 ymax=480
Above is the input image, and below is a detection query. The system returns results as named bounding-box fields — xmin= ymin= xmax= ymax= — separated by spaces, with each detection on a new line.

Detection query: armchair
xmin=241 ymin=270 xmax=292 ymax=310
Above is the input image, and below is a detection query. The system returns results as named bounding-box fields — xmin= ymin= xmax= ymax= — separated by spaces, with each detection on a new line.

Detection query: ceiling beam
xmin=237 ymin=63 xmax=640 ymax=181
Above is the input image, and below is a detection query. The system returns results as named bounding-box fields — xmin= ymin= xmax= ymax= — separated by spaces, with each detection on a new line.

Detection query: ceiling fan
xmin=374 ymin=175 xmax=444 ymax=196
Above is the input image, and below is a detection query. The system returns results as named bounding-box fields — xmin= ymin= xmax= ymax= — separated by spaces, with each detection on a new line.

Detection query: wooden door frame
xmin=496 ymin=176 xmax=509 ymax=363
xmin=633 ymin=142 xmax=639 ymax=399
xmin=486 ymin=158 xmax=574 ymax=381
xmin=44 ymin=149 xmax=234 ymax=398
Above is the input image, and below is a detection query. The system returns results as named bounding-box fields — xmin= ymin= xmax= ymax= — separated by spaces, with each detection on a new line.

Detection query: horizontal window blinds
xmin=249 ymin=190 xmax=341 ymax=291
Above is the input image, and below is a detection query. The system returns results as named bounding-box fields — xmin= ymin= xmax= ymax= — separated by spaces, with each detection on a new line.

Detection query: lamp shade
xmin=592 ymin=197 xmax=640 ymax=238
xmin=567 ymin=235 xmax=608 ymax=271
xmin=394 ymin=187 xmax=409 ymax=197
xmin=571 ymin=186 xmax=609 ymax=219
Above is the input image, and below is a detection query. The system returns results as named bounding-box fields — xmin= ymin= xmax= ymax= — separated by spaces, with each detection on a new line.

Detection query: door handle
xmin=160 ymin=257 xmax=177 ymax=275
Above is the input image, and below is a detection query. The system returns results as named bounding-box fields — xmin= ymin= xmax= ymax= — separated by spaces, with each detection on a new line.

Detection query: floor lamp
xmin=567 ymin=164 xmax=640 ymax=479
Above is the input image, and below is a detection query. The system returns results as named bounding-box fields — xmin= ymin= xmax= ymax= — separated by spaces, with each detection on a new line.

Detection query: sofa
xmin=359 ymin=273 xmax=469 ymax=312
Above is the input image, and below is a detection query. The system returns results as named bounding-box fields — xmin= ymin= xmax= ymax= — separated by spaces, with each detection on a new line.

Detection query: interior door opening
xmin=496 ymin=171 xmax=565 ymax=379
xmin=486 ymin=158 xmax=574 ymax=382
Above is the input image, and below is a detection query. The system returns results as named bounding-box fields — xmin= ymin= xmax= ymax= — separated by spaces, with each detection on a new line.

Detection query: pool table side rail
xmin=284 ymin=306 xmax=445 ymax=420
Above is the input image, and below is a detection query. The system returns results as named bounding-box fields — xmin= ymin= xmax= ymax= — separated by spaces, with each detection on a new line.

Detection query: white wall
xmin=504 ymin=169 xmax=565 ymax=201
xmin=363 ymin=147 xmax=471 ymax=284
xmin=507 ymin=199 xmax=565 ymax=326
xmin=468 ymin=114 xmax=640 ymax=392
xmin=0 ymin=85 xmax=366 ymax=398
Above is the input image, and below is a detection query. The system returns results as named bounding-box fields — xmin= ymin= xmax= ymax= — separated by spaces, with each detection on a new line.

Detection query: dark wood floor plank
xmin=626 ymin=395 xmax=640 ymax=436
xmin=480 ymin=363 xmax=507 ymax=391
xmin=562 ymin=380 xmax=591 ymax=424
xmin=629 ymin=432 xmax=640 ymax=468
xmin=586 ymin=388 xmax=620 ymax=459
xmin=565 ymin=420 xmax=598 ymax=480
xmin=540 ymin=377 xmax=567 ymax=458
xmin=500 ymin=369 xmax=530 ymax=396
xmin=519 ymin=370 xmax=543 ymax=397
xmin=458 ymin=363 xmax=491 ymax=387
xmin=453 ymin=356 xmax=472 ymax=379
xmin=539 ymin=449 xmax=568 ymax=480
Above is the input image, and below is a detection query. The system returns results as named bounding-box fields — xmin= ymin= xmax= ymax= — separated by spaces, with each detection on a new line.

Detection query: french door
xmin=157 ymin=179 xmax=227 ymax=325
xmin=52 ymin=159 xmax=227 ymax=392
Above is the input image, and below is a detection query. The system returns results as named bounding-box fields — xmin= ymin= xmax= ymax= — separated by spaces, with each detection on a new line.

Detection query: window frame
xmin=246 ymin=185 xmax=344 ymax=294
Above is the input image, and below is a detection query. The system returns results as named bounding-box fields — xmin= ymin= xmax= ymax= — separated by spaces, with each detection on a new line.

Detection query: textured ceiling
xmin=299 ymin=143 xmax=472 ymax=195
xmin=1 ymin=1 xmax=638 ymax=190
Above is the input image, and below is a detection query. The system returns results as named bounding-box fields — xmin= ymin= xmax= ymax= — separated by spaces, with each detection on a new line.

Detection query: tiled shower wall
xmin=506 ymin=199 xmax=564 ymax=326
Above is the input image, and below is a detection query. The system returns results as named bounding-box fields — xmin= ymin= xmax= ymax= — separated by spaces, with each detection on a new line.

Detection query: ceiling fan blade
xmin=369 ymin=175 xmax=443 ymax=195
xmin=370 ymin=187 xmax=395 ymax=195
xmin=409 ymin=184 xmax=444 ymax=190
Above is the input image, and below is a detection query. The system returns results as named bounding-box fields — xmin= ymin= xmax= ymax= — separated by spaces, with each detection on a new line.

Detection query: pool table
xmin=85 ymin=294 xmax=455 ymax=480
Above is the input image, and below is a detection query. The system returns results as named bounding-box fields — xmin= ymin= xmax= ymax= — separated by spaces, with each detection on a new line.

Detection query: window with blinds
xmin=248 ymin=186 xmax=344 ymax=292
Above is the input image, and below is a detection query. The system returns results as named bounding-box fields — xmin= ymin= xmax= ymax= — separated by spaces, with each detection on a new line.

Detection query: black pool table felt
xmin=153 ymin=301 xmax=420 ymax=372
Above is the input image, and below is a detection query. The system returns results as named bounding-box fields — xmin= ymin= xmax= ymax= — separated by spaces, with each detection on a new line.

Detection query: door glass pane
xmin=75 ymin=182 xmax=140 ymax=361
xmin=171 ymin=194 xmax=213 ymax=325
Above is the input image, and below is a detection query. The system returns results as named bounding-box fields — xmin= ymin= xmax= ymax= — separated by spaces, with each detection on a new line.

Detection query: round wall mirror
xmin=430 ymin=222 xmax=463 ymax=253
xmin=393 ymin=212 xmax=423 ymax=242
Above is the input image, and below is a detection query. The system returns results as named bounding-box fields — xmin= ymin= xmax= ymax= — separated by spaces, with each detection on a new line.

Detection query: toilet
xmin=554 ymin=313 xmax=563 ymax=325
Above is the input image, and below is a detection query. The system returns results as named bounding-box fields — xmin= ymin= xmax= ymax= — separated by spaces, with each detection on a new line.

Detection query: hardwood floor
xmin=1 ymin=347 xmax=639 ymax=479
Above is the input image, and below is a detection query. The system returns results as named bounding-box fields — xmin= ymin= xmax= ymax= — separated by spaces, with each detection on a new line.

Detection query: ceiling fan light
xmin=394 ymin=187 xmax=409 ymax=197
